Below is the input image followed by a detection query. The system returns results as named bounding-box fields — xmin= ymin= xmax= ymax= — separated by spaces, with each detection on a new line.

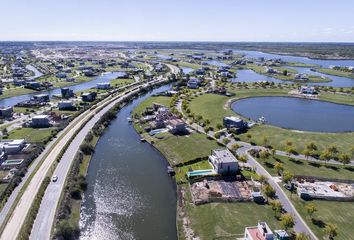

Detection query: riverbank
xmin=53 ymin=81 xmax=177 ymax=240
xmin=131 ymin=95 xmax=286 ymax=240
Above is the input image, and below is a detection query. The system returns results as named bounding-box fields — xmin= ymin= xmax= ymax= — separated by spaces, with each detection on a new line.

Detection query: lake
xmin=231 ymin=96 xmax=354 ymax=132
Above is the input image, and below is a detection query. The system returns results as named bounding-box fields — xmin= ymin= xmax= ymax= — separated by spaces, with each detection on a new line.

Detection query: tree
xmin=286 ymin=140 xmax=293 ymax=146
xmin=222 ymin=138 xmax=230 ymax=145
xmin=246 ymin=134 xmax=252 ymax=141
xmin=259 ymin=150 xmax=270 ymax=159
xmin=230 ymin=143 xmax=240 ymax=152
xmin=338 ymin=153 xmax=350 ymax=166
xmin=296 ymin=232 xmax=310 ymax=240
xmin=286 ymin=146 xmax=296 ymax=156
xmin=280 ymin=213 xmax=295 ymax=230
xmin=306 ymin=142 xmax=317 ymax=151
xmin=283 ymin=70 xmax=288 ymax=76
xmin=302 ymin=149 xmax=310 ymax=160
xmin=305 ymin=203 xmax=317 ymax=219
xmin=270 ymin=199 xmax=282 ymax=218
xmin=282 ymin=170 xmax=294 ymax=184
xmin=262 ymin=136 xmax=268 ymax=147
xmin=80 ymin=143 xmax=94 ymax=155
xmin=320 ymin=149 xmax=331 ymax=165
xmin=204 ymin=119 xmax=210 ymax=125
xmin=216 ymin=123 xmax=223 ymax=130
xmin=256 ymin=174 xmax=267 ymax=185
xmin=262 ymin=183 xmax=276 ymax=200
xmin=328 ymin=144 xmax=338 ymax=158
xmin=274 ymin=162 xmax=284 ymax=175
xmin=324 ymin=223 xmax=338 ymax=240
xmin=1 ymin=128 xmax=8 ymax=137
xmin=238 ymin=154 xmax=248 ymax=163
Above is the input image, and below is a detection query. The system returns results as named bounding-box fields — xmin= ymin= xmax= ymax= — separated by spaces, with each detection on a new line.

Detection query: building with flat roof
xmin=58 ymin=100 xmax=74 ymax=110
xmin=209 ymin=149 xmax=238 ymax=175
xmin=0 ymin=107 xmax=13 ymax=118
xmin=0 ymin=139 xmax=26 ymax=154
xmin=81 ymin=92 xmax=97 ymax=102
xmin=223 ymin=116 xmax=246 ymax=129
xmin=31 ymin=115 xmax=50 ymax=128
xmin=244 ymin=222 xmax=273 ymax=240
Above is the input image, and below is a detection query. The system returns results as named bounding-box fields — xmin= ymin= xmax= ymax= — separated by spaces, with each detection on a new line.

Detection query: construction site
xmin=190 ymin=178 xmax=253 ymax=205
xmin=296 ymin=177 xmax=354 ymax=201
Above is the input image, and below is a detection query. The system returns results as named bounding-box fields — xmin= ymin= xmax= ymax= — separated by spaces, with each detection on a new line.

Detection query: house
xmin=26 ymin=81 xmax=41 ymax=90
xmin=83 ymin=69 xmax=95 ymax=77
xmin=81 ymin=92 xmax=97 ymax=102
xmin=223 ymin=116 xmax=246 ymax=129
xmin=166 ymin=119 xmax=187 ymax=134
xmin=0 ymin=139 xmax=26 ymax=154
xmin=187 ymin=78 xmax=200 ymax=89
xmin=31 ymin=115 xmax=50 ymax=128
xmin=32 ymin=94 xmax=50 ymax=102
xmin=61 ymin=88 xmax=74 ymax=98
xmin=56 ymin=72 xmax=67 ymax=78
xmin=265 ymin=67 xmax=276 ymax=74
xmin=300 ymin=86 xmax=316 ymax=95
xmin=208 ymin=149 xmax=238 ymax=175
xmin=96 ymin=82 xmax=110 ymax=89
xmin=0 ymin=107 xmax=13 ymax=118
xmin=295 ymin=74 xmax=309 ymax=81
xmin=244 ymin=222 xmax=273 ymax=240
xmin=58 ymin=100 xmax=74 ymax=110
xmin=195 ymin=68 xmax=206 ymax=75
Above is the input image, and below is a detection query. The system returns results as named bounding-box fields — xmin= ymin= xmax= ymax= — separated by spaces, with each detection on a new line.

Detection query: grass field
xmin=257 ymin=155 xmax=354 ymax=180
xmin=238 ymin=125 xmax=354 ymax=156
xmin=110 ymin=78 xmax=135 ymax=87
xmin=187 ymin=201 xmax=281 ymax=240
xmin=176 ymin=61 xmax=203 ymax=69
xmin=2 ymin=127 xmax=54 ymax=142
xmin=0 ymin=87 xmax=36 ymax=100
xmin=316 ymin=68 xmax=354 ymax=79
xmin=154 ymin=132 xmax=221 ymax=165
xmin=285 ymin=191 xmax=354 ymax=240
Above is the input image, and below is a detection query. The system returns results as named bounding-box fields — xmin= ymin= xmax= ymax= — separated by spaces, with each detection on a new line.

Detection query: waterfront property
xmin=223 ymin=116 xmax=246 ymax=129
xmin=31 ymin=115 xmax=51 ymax=128
xmin=0 ymin=139 xmax=26 ymax=155
xmin=208 ymin=149 xmax=239 ymax=175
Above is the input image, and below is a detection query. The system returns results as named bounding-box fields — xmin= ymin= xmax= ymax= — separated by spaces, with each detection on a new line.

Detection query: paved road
xmin=29 ymin=79 xmax=168 ymax=240
xmin=239 ymin=147 xmax=318 ymax=240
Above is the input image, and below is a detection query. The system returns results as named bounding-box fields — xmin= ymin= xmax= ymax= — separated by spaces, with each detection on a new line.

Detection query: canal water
xmin=79 ymin=84 xmax=177 ymax=240
xmin=231 ymin=96 xmax=354 ymax=132
xmin=0 ymin=72 xmax=125 ymax=107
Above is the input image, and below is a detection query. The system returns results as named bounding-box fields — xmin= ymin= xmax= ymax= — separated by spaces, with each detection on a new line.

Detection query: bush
xmin=79 ymin=143 xmax=94 ymax=155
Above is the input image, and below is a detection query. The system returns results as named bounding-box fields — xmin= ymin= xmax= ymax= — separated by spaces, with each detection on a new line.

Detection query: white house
xmin=208 ymin=149 xmax=238 ymax=175
xmin=0 ymin=139 xmax=26 ymax=154
xmin=300 ymin=86 xmax=316 ymax=95
xmin=244 ymin=222 xmax=273 ymax=240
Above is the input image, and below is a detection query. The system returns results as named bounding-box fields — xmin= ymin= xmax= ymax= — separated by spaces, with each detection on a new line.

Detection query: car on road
xmin=52 ymin=175 xmax=58 ymax=182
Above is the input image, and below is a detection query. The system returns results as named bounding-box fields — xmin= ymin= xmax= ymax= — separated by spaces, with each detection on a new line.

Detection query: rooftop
xmin=212 ymin=149 xmax=238 ymax=163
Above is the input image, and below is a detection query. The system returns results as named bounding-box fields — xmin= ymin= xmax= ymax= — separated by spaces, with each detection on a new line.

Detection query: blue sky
xmin=1 ymin=0 xmax=354 ymax=42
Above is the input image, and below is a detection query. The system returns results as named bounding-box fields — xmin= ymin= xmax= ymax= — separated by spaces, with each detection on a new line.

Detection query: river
xmin=0 ymin=71 xmax=125 ymax=107
xmin=79 ymin=84 xmax=177 ymax=240
xmin=231 ymin=96 xmax=354 ymax=132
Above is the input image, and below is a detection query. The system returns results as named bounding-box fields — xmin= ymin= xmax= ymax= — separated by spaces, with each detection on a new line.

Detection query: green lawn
xmin=3 ymin=127 xmax=54 ymax=142
xmin=154 ymin=133 xmax=221 ymax=165
xmin=257 ymin=155 xmax=354 ymax=180
xmin=285 ymin=62 xmax=319 ymax=68
xmin=175 ymin=160 xmax=212 ymax=183
xmin=238 ymin=125 xmax=354 ymax=156
xmin=0 ymin=87 xmax=36 ymax=100
xmin=132 ymin=96 xmax=172 ymax=115
xmin=316 ymin=68 xmax=354 ymax=79
xmin=176 ymin=61 xmax=203 ymax=69
xmin=286 ymin=191 xmax=354 ymax=240
xmin=188 ymin=201 xmax=281 ymax=240
xmin=110 ymin=78 xmax=135 ymax=87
